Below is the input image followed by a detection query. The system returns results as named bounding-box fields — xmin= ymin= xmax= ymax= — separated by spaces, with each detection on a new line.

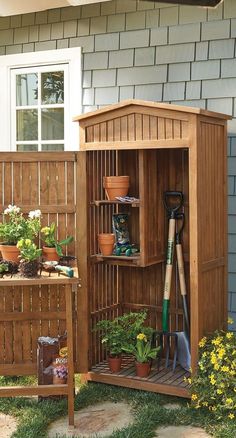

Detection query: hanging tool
xmin=175 ymin=212 xmax=191 ymax=371
xmin=159 ymin=191 xmax=184 ymax=371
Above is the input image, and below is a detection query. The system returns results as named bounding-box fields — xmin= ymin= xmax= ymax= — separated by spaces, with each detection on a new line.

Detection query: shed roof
xmin=73 ymin=99 xmax=231 ymax=122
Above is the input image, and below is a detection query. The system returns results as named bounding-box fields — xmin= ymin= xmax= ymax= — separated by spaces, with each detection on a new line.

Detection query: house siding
xmin=0 ymin=0 xmax=236 ymax=327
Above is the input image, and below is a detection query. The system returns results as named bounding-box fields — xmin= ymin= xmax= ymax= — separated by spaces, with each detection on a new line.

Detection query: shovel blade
xmin=176 ymin=331 xmax=191 ymax=371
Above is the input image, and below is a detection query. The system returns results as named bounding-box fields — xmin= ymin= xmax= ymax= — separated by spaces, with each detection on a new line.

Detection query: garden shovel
xmin=161 ymin=191 xmax=184 ymax=370
xmin=175 ymin=213 xmax=191 ymax=371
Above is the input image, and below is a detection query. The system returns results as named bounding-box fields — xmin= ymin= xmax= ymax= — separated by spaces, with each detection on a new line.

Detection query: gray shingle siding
xmin=0 ymin=0 xmax=235 ymax=323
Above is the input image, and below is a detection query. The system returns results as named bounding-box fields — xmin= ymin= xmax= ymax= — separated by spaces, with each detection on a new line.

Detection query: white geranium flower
xmin=4 ymin=204 xmax=20 ymax=215
xmin=28 ymin=209 xmax=42 ymax=219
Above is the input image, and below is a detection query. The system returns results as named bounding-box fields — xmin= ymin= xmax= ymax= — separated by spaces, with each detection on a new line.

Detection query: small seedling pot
xmin=135 ymin=361 xmax=151 ymax=378
xmin=98 ymin=233 xmax=115 ymax=256
xmin=103 ymin=176 xmax=130 ymax=200
xmin=108 ymin=355 xmax=122 ymax=373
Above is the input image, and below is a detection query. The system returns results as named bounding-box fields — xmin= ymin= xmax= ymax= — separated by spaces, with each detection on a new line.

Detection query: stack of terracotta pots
xmin=103 ymin=176 xmax=130 ymax=200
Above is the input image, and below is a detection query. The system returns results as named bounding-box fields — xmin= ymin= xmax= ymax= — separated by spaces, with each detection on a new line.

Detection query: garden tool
xmin=175 ymin=213 xmax=191 ymax=371
xmin=160 ymin=191 xmax=184 ymax=371
xmin=55 ymin=265 xmax=74 ymax=277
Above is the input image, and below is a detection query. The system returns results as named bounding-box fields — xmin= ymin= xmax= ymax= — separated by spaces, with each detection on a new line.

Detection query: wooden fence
xmin=0 ymin=152 xmax=80 ymax=376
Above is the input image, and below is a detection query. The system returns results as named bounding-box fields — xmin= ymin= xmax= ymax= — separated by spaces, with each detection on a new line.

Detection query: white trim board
xmin=0 ymin=48 xmax=81 ymax=151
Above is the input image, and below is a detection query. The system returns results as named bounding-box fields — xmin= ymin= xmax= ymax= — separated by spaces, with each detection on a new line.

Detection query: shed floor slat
xmin=91 ymin=356 xmax=190 ymax=388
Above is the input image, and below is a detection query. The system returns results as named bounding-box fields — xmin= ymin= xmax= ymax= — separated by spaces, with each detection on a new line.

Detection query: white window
xmin=0 ymin=48 xmax=81 ymax=151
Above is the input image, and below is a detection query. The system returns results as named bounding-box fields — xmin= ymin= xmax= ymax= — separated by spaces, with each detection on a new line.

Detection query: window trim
xmin=0 ymin=48 xmax=81 ymax=151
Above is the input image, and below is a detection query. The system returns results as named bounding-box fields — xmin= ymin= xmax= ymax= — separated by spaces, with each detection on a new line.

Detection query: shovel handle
xmin=176 ymin=243 xmax=187 ymax=297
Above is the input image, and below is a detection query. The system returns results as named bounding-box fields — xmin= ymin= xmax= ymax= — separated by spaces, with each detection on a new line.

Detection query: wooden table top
xmin=0 ymin=268 xmax=79 ymax=286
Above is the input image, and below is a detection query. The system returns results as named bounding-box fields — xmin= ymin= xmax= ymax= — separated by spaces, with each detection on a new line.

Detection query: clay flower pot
xmin=53 ymin=376 xmax=67 ymax=384
xmin=42 ymin=246 xmax=60 ymax=262
xmin=135 ymin=361 xmax=151 ymax=378
xmin=98 ymin=233 xmax=115 ymax=256
xmin=108 ymin=355 xmax=122 ymax=373
xmin=103 ymin=176 xmax=130 ymax=200
xmin=0 ymin=244 xmax=20 ymax=263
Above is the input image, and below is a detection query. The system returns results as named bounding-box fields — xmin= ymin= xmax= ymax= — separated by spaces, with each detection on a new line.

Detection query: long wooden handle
xmin=162 ymin=218 xmax=175 ymax=332
xmin=163 ymin=218 xmax=175 ymax=300
xmin=176 ymin=244 xmax=187 ymax=296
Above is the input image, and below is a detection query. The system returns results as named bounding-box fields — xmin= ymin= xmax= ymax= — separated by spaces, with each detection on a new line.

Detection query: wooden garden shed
xmin=74 ymin=99 xmax=230 ymax=398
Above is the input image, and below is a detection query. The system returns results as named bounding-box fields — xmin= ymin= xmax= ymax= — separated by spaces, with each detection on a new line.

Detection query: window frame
xmin=0 ymin=48 xmax=81 ymax=151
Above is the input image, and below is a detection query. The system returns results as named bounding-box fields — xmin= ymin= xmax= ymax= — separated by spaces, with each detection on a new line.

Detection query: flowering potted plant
xmin=0 ymin=205 xmax=41 ymax=262
xmin=122 ymin=332 xmax=160 ymax=377
xmin=52 ymin=364 xmax=68 ymax=384
xmin=190 ymin=318 xmax=236 ymax=421
xmin=17 ymin=239 xmax=42 ymax=277
xmin=41 ymin=222 xmax=73 ymax=261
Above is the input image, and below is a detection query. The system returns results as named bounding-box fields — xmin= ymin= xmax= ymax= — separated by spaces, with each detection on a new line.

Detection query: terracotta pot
xmin=42 ymin=246 xmax=59 ymax=262
xmin=135 ymin=361 xmax=151 ymax=378
xmin=103 ymin=176 xmax=130 ymax=200
xmin=98 ymin=233 xmax=115 ymax=256
xmin=108 ymin=355 xmax=122 ymax=373
xmin=53 ymin=376 xmax=67 ymax=385
xmin=0 ymin=244 xmax=20 ymax=263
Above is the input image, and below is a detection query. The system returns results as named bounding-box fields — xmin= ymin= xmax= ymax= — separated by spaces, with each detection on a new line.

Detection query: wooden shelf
xmin=91 ymin=200 xmax=140 ymax=207
xmin=91 ymin=253 xmax=140 ymax=266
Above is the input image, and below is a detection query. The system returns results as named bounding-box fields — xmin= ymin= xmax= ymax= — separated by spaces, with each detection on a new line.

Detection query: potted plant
xmin=52 ymin=364 xmax=68 ymax=384
xmin=95 ymin=318 xmax=127 ymax=373
xmin=0 ymin=205 xmax=41 ymax=262
xmin=0 ymin=263 xmax=8 ymax=278
xmin=122 ymin=332 xmax=160 ymax=378
xmin=41 ymin=222 xmax=73 ymax=261
xmin=17 ymin=238 xmax=42 ymax=277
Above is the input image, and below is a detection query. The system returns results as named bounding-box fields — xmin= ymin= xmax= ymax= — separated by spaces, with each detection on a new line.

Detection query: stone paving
xmin=0 ymin=414 xmax=18 ymax=438
xmin=154 ymin=425 xmax=211 ymax=438
xmin=47 ymin=401 xmax=134 ymax=437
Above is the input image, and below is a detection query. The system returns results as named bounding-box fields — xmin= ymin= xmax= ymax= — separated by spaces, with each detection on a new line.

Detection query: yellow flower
xmin=226 ymin=332 xmax=233 ymax=339
xmin=229 ymin=370 xmax=235 ymax=376
xmin=199 ymin=337 xmax=207 ymax=348
xmin=214 ymin=364 xmax=220 ymax=371
xmin=212 ymin=337 xmax=223 ymax=346
xmin=217 ymin=389 xmax=222 ymax=395
xmin=25 ymin=239 xmax=31 ymax=246
xmin=226 ymin=398 xmax=233 ymax=405
xmin=191 ymin=394 xmax=198 ymax=401
xmin=187 ymin=378 xmax=192 ymax=384
xmin=211 ymin=406 xmax=217 ymax=411
xmin=210 ymin=378 xmax=216 ymax=385
xmin=16 ymin=239 xmax=23 ymax=249
xmin=228 ymin=317 xmax=234 ymax=325
xmin=41 ymin=226 xmax=50 ymax=235
xmin=211 ymin=353 xmax=217 ymax=364
xmin=221 ymin=366 xmax=229 ymax=372
xmin=202 ymin=352 xmax=207 ymax=358
xmin=137 ymin=333 xmax=147 ymax=342
xmin=220 ymin=383 xmax=225 ymax=388
xmin=228 ymin=413 xmax=235 ymax=420
xmin=202 ymin=401 xmax=208 ymax=407
xmin=234 ymin=388 xmax=236 ymax=393
xmin=218 ymin=348 xmax=225 ymax=359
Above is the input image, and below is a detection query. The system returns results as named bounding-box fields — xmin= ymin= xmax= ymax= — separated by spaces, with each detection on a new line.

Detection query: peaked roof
xmin=73 ymin=99 xmax=231 ymax=122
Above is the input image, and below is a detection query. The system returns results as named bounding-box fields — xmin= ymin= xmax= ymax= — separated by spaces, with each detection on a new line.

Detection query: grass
xmin=0 ymin=376 xmax=236 ymax=438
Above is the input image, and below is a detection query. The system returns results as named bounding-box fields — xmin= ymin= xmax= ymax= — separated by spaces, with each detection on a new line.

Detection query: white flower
xmin=4 ymin=204 xmax=20 ymax=215
xmin=28 ymin=209 xmax=42 ymax=219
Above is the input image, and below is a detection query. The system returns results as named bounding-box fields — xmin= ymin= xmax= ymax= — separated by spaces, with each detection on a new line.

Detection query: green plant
xmin=41 ymin=222 xmax=73 ymax=256
xmin=95 ymin=318 xmax=126 ymax=357
xmin=122 ymin=333 xmax=160 ymax=363
xmin=0 ymin=263 xmax=8 ymax=275
xmin=0 ymin=205 xmax=41 ymax=245
xmin=118 ymin=310 xmax=154 ymax=345
xmin=17 ymin=239 xmax=42 ymax=262
xmin=190 ymin=318 xmax=236 ymax=421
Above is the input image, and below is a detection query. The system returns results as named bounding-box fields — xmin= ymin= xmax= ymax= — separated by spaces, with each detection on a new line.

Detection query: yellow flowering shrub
xmin=191 ymin=320 xmax=236 ymax=420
